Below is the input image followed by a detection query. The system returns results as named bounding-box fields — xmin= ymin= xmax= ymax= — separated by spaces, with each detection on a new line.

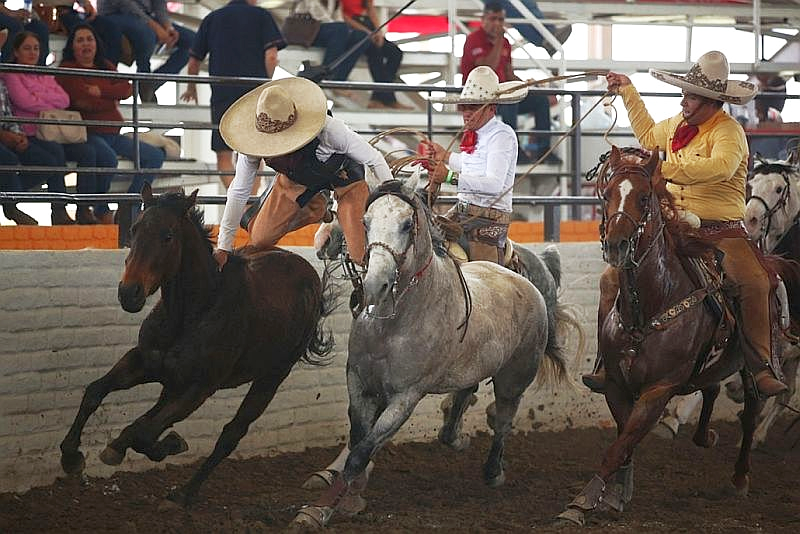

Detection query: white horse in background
xmin=293 ymin=170 xmax=570 ymax=528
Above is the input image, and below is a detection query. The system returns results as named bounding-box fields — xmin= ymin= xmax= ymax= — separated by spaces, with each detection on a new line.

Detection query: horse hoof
xmin=706 ymin=429 xmax=718 ymax=448
xmin=448 ymin=434 xmax=471 ymax=452
xmin=164 ymin=431 xmax=189 ymax=455
xmin=732 ymin=474 xmax=750 ymax=497
xmin=338 ymin=494 xmax=367 ymax=516
xmin=651 ymin=420 xmax=677 ymax=440
xmin=555 ymin=508 xmax=585 ymax=527
xmin=60 ymin=450 xmax=86 ymax=475
xmin=302 ymin=469 xmax=337 ymax=490
xmin=99 ymin=446 xmax=124 ymax=466
xmin=485 ymin=471 xmax=506 ymax=488
xmin=292 ymin=506 xmax=333 ymax=529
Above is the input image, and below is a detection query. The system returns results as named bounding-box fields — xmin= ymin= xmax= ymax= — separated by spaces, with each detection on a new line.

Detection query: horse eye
xmin=777 ymin=186 xmax=783 ymax=194
xmin=162 ymin=231 xmax=174 ymax=243
xmin=401 ymin=219 xmax=413 ymax=233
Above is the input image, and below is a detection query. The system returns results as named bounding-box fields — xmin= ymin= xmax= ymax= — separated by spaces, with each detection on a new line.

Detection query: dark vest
xmin=268 ymin=138 xmax=366 ymax=207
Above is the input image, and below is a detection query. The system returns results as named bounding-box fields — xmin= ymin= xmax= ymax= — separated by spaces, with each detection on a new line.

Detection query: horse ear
xmin=609 ymin=145 xmax=621 ymax=165
xmin=645 ymin=147 xmax=660 ymax=177
xmin=754 ymin=152 xmax=768 ymax=166
xmin=788 ymin=146 xmax=800 ymax=168
xmin=141 ymin=182 xmax=153 ymax=205
xmin=400 ymin=165 xmax=423 ymax=197
xmin=187 ymin=189 xmax=199 ymax=209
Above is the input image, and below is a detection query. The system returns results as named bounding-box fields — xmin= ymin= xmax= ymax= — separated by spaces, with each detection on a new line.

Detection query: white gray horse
xmin=293 ymin=171 xmax=568 ymax=528
xmin=307 ymin=187 xmax=582 ymax=490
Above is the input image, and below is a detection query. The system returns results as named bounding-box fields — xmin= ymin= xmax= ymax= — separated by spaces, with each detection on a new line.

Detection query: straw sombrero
xmin=429 ymin=66 xmax=528 ymax=105
xmin=649 ymin=51 xmax=757 ymax=105
xmin=219 ymin=77 xmax=327 ymax=158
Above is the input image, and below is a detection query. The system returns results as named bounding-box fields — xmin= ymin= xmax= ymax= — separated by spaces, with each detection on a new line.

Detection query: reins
xmin=748 ymin=163 xmax=800 ymax=252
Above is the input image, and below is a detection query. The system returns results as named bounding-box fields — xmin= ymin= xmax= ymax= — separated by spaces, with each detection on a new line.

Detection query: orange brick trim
xmin=0 ymin=225 xmax=118 ymax=250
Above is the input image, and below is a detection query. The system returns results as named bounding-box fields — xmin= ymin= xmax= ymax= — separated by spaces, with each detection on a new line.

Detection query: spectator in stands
xmin=38 ymin=0 xmax=124 ymax=66
xmin=180 ymin=0 xmax=285 ymax=191
xmin=487 ymin=0 xmax=570 ymax=57
xmin=755 ymin=74 xmax=786 ymax=123
xmin=420 ymin=66 xmax=525 ymax=264
xmin=463 ymin=2 xmax=556 ymax=164
xmin=292 ymin=0 xmax=370 ymax=85
xmin=341 ymin=0 xmax=410 ymax=110
xmin=0 ymin=0 xmax=49 ymax=64
xmin=213 ymin=76 xmax=392 ymax=270
xmin=0 ymin=77 xmax=67 ymax=225
xmin=97 ymin=0 xmax=196 ymax=103
xmin=2 ymin=31 xmax=121 ymax=225
xmin=57 ymin=24 xmax=165 ymax=200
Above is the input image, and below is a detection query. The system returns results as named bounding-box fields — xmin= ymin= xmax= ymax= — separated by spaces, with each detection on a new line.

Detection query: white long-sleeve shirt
xmin=447 ymin=117 xmax=518 ymax=213
xmin=217 ymin=115 xmax=392 ymax=252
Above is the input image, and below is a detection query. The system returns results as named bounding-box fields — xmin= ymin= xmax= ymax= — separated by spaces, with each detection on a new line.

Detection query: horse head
xmin=362 ymin=167 xmax=436 ymax=316
xmin=598 ymin=146 xmax=662 ymax=268
xmin=744 ymin=155 xmax=800 ymax=252
xmin=118 ymin=183 xmax=202 ymax=312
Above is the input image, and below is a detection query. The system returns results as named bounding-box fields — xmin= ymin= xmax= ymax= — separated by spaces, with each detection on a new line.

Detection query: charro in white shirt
xmin=217 ymin=116 xmax=392 ymax=252
xmin=447 ymin=116 xmax=519 ymax=213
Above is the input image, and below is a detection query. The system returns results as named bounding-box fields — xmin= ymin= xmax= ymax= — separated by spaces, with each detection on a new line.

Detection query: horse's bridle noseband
xmin=747 ymin=163 xmax=797 ymax=252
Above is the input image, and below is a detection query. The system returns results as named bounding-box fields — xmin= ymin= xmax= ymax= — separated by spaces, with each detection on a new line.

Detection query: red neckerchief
xmin=671 ymin=123 xmax=699 ymax=152
xmin=460 ymin=129 xmax=478 ymax=154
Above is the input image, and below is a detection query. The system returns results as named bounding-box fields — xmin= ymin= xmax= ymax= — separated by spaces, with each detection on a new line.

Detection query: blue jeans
xmin=495 ymin=0 xmax=555 ymax=47
xmin=498 ymin=92 xmax=551 ymax=151
xmin=62 ymin=135 xmax=117 ymax=216
xmin=103 ymin=15 xmax=195 ymax=89
xmin=0 ymin=138 xmax=66 ymax=210
xmin=312 ymin=22 xmax=369 ymax=81
xmin=0 ymin=15 xmax=49 ymax=65
xmin=96 ymin=133 xmax=165 ymax=193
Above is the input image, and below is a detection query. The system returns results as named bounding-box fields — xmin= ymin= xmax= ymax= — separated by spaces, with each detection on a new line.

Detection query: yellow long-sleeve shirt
xmin=620 ymin=84 xmax=749 ymax=221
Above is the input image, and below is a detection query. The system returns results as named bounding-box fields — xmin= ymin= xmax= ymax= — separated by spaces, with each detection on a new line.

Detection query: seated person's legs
xmin=23 ymin=138 xmax=72 ymax=224
xmin=96 ymin=133 xmax=164 ymax=193
xmin=313 ymin=22 xmax=368 ymax=81
xmin=0 ymin=143 xmax=37 ymax=224
xmin=517 ymin=92 xmax=553 ymax=159
xmin=105 ymin=14 xmax=155 ymax=73
xmin=152 ymin=23 xmax=195 ymax=87
xmin=62 ymin=141 xmax=98 ymax=223
xmin=497 ymin=102 xmax=518 ymax=129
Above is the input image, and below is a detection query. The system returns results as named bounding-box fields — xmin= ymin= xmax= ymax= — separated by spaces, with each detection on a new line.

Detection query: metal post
xmin=570 ymin=92 xmax=582 ymax=220
xmin=543 ymin=204 xmax=560 ymax=242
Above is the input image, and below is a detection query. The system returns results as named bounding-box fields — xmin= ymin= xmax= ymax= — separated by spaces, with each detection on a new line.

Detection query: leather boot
xmin=2 ymin=203 xmax=38 ymax=225
xmin=51 ymin=204 xmax=75 ymax=225
xmin=582 ymin=366 xmax=606 ymax=393
xmin=752 ymin=368 xmax=788 ymax=397
xmin=76 ymin=206 xmax=97 ymax=225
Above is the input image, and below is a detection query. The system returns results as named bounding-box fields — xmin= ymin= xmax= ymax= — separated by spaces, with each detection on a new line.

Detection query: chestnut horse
xmin=59 ymin=184 xmax=333 ymax=506
xmin=558 ymin=146 xmax=800 ymax=526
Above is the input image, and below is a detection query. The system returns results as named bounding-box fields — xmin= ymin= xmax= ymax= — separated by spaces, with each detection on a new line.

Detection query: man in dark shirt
xmin=181 ymin=0 xmax=285 ymax=189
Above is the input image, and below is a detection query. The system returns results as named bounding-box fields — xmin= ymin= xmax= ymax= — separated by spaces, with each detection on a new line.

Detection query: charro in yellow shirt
xmin=620 ymin=84 xmax=749 ymax=222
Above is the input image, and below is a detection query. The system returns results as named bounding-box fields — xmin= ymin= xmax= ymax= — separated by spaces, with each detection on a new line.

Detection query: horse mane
xmin=368 ymin=180 xmax=448 ymax=257
xmin=152 ymin=191 xmax=215 ymax=255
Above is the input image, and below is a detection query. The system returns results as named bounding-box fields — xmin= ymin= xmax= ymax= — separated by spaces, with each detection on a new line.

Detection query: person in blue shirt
xmin=181 ymin=0 xmax=285 ymax=190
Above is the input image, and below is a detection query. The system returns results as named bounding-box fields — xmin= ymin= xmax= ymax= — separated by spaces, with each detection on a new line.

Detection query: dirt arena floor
xmin=1 ymin=418 xmax=798 ymax=533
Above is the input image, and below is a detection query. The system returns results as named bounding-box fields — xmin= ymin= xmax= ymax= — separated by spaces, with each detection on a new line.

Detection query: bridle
xmin=362 ymin=187 xmax=434 ymax=320
xmin=747 ymin=163 xmax=798 ymax=252
xmin=597 ymin=153 xmax=665 ymax=269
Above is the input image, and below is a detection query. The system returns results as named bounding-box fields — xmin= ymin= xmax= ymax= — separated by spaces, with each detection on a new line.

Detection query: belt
xmin=456 ymin=202 xmax=512 ymax=224
xmin=699 ymin=219 xmax=745 ymax=231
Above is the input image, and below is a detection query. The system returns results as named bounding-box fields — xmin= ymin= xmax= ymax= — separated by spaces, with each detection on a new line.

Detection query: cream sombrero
xmin=219 ymin=77 xmax=327 ymax=158
xmin=429 ymin=66 xmax=528 ymax=105
xmin=649 ymin=51 xmax=757 ymax=105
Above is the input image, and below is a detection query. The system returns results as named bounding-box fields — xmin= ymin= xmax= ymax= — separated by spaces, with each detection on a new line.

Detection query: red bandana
xmin=460 ymin=130 xmax=478 ymax=154
xmin=671 ymin=123 xmax=699 ymax=152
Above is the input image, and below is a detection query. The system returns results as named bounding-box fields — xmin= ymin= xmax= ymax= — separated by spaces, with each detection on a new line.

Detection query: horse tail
xmin=763 ymin=255 xmax=800 ymax=321
xmin=540 ymin=244 xmax=562 ymax=289
xmin=301 ymin=267 xmax=337 ymax=365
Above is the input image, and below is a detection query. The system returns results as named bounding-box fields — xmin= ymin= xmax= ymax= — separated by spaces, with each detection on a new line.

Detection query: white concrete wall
xmin=0 ymin=244 xmax=743 ymax=493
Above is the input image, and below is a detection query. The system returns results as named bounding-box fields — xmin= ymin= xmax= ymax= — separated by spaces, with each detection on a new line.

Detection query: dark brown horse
xmin=59 ymin=184 xmax=333 ymax=506
xmin=559 ymin=146 xmax=800 ymax=526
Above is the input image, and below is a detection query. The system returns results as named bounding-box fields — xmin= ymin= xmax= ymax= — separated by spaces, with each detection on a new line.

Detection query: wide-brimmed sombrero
xmin=429 ymin=66 xmax=528 ymax=105
xmin=649 ymin=50 xmax=757 ymax=105
xmin=219 ymin=77 xmax=327 ymax=158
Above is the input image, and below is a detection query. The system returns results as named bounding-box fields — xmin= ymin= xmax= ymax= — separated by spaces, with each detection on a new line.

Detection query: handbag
xmin=281 ymin=11 xmax=322 ymax=47
xmin=36 ymin=109 xmax=88 ymax=144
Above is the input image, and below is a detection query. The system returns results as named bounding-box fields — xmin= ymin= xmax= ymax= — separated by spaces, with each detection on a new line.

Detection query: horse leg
xmin=754 ymin=353 xmax=799 ymax=447
xmin=559 ymin=384 xmax=671 ymax=525
xmin=102 ymin=384 xmax=213 ymax=466
xmin=482 ymin=387 xmax=523 ymax=488
xmin=733 ymin=370 xmax=764 ymax=496
xmin=438 ymin=385 xmax=478 ymax=451
xmin=692 ymin=384 xmax=720 ymax=448
xmin=294 ymin=391 xmax=422 ymax=529
xmin=167 ymin=377 xmax=282 ymax=506
xmin=60 ymin=347 xmax=152 ymax=475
